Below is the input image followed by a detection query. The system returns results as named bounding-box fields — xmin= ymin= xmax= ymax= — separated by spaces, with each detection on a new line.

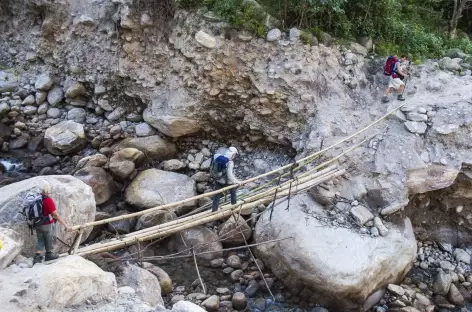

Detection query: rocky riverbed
xmin=1 ymin=0 xmax=472 ymax=312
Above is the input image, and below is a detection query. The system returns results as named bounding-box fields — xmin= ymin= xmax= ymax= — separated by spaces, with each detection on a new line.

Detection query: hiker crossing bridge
xmin=63 ymin=102 xmax=408 ymax=259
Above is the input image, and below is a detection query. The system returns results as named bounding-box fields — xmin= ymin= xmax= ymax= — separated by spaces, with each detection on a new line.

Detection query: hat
xmin=225 ymin=146 xmax=238 ymax=158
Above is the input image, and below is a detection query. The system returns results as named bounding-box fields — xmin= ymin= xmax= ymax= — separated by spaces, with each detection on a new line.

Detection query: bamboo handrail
xmin=70 ymin=102 xmax=406 ymax=232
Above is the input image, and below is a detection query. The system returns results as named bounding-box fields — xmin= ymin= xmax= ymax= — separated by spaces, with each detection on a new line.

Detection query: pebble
xmin=227 ymin=255 xmax=242 ymax=269
xmin=232 ymin=292 xmax=247 ymax=310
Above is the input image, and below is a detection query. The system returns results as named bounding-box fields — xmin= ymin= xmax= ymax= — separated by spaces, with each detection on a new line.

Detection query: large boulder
xmin=44 ymin=121 xmax=86 ymax=155
xmin=112 ymin=136 xmax=177 ymax=161
xmin=0 ymin=255 xmax=116 ymax=310
xmin=254 ymin=193 xmax=417 ymax=311
xmin=142 ymin=112 xmax=201 ymax=138
xmin=168 ymin=226 xmax=223 ymax=261
xmin=74 ymin=167 xmax=115 ymax=205
xmin=0 ymin=71 xmax=18 ymax=92
xmin=0 ymin=176 xmax=96 ymax=255
xmin=118 ymin=263 xmax=164 ymax=308
xmin=143 ymin=262 xmax=173 ymax=294
xmin=0 ymin=227 xmax=23 ymax=269
xmin=125 ymin=169 xmax=196 ymax=213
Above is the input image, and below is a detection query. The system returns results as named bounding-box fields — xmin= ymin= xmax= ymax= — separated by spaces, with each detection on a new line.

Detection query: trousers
xmin=212 ymin=182 xmax=237 ymax=212
xmin=35 ymin=223 xmax=54 ymax=253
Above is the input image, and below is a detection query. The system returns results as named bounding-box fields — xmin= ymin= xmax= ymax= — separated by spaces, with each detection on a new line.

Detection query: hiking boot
xmin=45 ymin=252 xmax=59 ymax=261
xmin=381 ymin=96 xmax=389 ymax=103
xmin=33 ymin=254 xmax=43 ymax=265
xmin=397 ymin=94 xmax=406 ymax=101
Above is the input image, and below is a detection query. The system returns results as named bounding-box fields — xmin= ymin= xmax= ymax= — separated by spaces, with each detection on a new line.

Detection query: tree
xmin=449 ymin=0 xmax=472 ymax=38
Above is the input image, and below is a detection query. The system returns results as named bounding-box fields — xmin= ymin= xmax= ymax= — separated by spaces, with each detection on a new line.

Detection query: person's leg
xmin=382 ymin=87 xmax=392 ymax=102
xmin=44 ymin=224 xmax=58 ymax=261
xmin=212 ymin=183 xmax=223 ymax=212
xmin=230 ymin=187 xmax=237 ymax=205
xmin=397 ymin=80 xmax=406 ymax=100
xmin=34 ymin=227 xmax=45 ymax=264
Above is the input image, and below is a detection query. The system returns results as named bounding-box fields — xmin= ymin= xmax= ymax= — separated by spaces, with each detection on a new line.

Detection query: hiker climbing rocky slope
xmin=1 ymin=1 xmax=472 ymax=312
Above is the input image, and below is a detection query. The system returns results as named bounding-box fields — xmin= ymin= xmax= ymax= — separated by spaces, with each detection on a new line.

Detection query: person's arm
xmin=226 ymin=161 xmax=240 ymax=185
xmin=397 ymin=62 xmax=408 ymax=77
xmin=51 ymin=211 xmax=70 ymax=231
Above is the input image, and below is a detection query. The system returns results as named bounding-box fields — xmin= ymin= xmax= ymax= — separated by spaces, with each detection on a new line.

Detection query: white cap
xmin=226 ymin=146 xmax=238 ymax=158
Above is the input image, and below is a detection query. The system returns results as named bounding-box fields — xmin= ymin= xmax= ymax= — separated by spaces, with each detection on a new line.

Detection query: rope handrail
xmin=70 ymin=102 xmax=406 ymax=232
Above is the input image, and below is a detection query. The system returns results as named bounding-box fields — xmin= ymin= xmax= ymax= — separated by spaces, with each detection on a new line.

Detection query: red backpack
xmin=383 ymin=56 xmax=398 ymax=76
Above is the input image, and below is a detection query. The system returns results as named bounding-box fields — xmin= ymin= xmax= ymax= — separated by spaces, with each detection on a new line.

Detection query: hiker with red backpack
xmin=382 ymin=55 xmax=409 ymax=103
xmin=22 ymin=180 xmax=71 ymax=264
xmin=209 ymin=146 xmax=240 ymax=212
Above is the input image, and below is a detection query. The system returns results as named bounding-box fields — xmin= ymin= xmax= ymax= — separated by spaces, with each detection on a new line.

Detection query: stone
xmin=37 ymin=102 xmax=48 ymax=114
xmin=0 ymin=176 xmax=95 ymax=255
xmin=143 ymin=113 xmax=201 ymax=138
xmin=0 ymin=227 xmax=23 ymax=269
xmin=0 ymin=71 xmax=18 ymax=92
xmin=453 ymin=248 xmax=470 ymax=264
xmin=439 ymin=57 xmax=462 ymax=71
xmin=118 ymin=264 xmax=163 ymax=308
xmin=33 ymin=154 xmax=58 ymax=171
xmin=415 ymin=293 xmax=431 ymax=306
xmin=112 ymin=136 xmax=177 ymax=161
xmin=350 ymin=205 xmax=374 ymax=226
xmin=23 ymin=105 xmax=37 ymax=115
xmin=245 ymin=280 xmax=260 ymax=297
xmin=387 ymin=284 xmax=405 ymax=296
xmin=195 ymin=31 xmax=217 ymax=49
xmin=168 ymin=226 xmax=223 ymax=261
xmin=267 ymin=28 xmax=281 ymax=42
xmin=9 ymin=134 xmax=29 ymax=149
xmin=108 ymin=210 xmax=135 ymax=234
xmin=191 ymin=172 xmax=209 ymax=182
xmin=67 ymin=107 xmax=86 ymax=123
xmin=76 ymin=154 xmax=108 ymax=169
xmin=232 ymin=292 xmax=247 ymax=310
xmin=135 ymin=210 xmax=176 ymax=231
xmin=172 ymin=295 xmax=185 ymax=303
xmin=404 ymin=121 xmax=427 ymax=134
xmin=374 ymin=217 xmax=389 ymax=236
xmin=253 ymin=159 xmax=270 ymax=173
xmin=227 ymin=255 xmax=242 ymax=269
xmin=70 ymin=97 xmax=87 ymax=107
xmin=406 ymin=165 xmax=459 ymax=194
xmin=202 ymin=295 xmax=219 ymax=311
xmin=47 ymin=107 xmax=61 ymax=118
xmin=74 ymin=167 xmax=115 ymax=205
xmin=171 ymin=301 xmax=206 ymax=312
xmin=218 ymin=215 xmax=252 ymax=246
xmin=0 ymin=103 xmax=10 ymax=116
xmin=381 ymin=201 xmax=409 ymax=216
xmin=0 ymin=256 xmax=116 ymax=310
xmin=433 ymin=124 xmax=460 ymax=135
xmin=254 ymin=193 xmax=417 ymax=311
xmin=142 ymin=262 xmax=173 ymax=294
xmin=44 ymin=121 xmax=86 ymax=155
xmin=65 ymin=82 xmax=86 ymax=98
xmin=407 ymin=113 xmax=428 ymax=122
xmin=447 ymin=284 xmax=464 ymax=306
xmin=47 ymin=86 xmax=64 ymax=106
xmin=98 ymin=99 xmax=113 ymax=111
xmin=311 ymin=308 xmax=329 ymax=312
xmin=350 ymin=42 xmax=368 ymax=56
xmin=107 ymin=107 xmax=126 ymax=122
xmin=433 ymin=270 xmax=452 ymax=295
xmin=35 ymin=74 xmax=53 ymax=91
xmin=94 ymin=85 xmax=106 ymax=95
xmin=230 ymin=269 xmax=244 ymax=281
xmin=22 ymin=95 xmax=36 ymax=105
xmin=162 ymin=159 xmax=186 ymax=171
xmin=135 ymin=122 xmax=155 ymax=137
xmin=289 ymin=28 xmax=301 ymax=41
xmin=125 ymin=169 xmax=196 ymax=212
xmin=108 ymin=148 xmax=143 ymax=181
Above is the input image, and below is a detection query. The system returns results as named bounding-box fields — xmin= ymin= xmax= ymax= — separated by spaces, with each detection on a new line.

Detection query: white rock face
xmin=0 ymin=227 xmax=23 ymax=269
xmin=0 ymin=176 xmax=96 ymax=255
xmin=254 ymin=193 xmax=417 ymax=311
xmin=0 ymin=256 xmax=116 ymax=311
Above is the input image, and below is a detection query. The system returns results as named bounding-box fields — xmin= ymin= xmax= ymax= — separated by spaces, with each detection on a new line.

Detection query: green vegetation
xmin=174 ymin=0 xmax=472 ymax=58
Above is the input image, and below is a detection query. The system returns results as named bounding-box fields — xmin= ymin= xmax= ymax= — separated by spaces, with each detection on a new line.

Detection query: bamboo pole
xmin=72 ymin=169 xmax=339 ymax=256
xmin=73 ymin=229 xmax=83 ymax=254
xmin=73 ymin=169 xmax=345 ymax=257
xmin=71 ymin=102 xmax=405 ymax=233
xmin=192 ymin=249 xmax=206 ymax=294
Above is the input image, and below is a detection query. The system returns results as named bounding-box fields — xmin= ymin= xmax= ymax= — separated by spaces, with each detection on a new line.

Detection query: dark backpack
xmin=383 ymin=56 xmax=399 ymax=76
xmin=209 ymin=155 xmax=230 ymax=182
xmin=22 ymin=192 xmax=49 ymax=234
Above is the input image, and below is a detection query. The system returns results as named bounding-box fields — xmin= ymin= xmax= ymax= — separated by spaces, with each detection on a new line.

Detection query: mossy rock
xmin=300 ymin=30 xmax=314 ymax=45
